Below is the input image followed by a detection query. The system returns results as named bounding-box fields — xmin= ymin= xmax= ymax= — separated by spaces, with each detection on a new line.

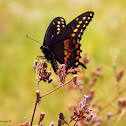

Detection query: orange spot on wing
xmin=64 ymin=39 xmax=70 ymax=45
xmin=68 ymin=49 xmax=71 ymax=52
xmin=65 ymin=50 xmax=68 ymax=55
xmin=75 ymin=62 xmax=79 ymax=65
xmin=71 ymin=33 xmax=75 ymax=37
xmin=73 ymin=39 xmax=76 ymax=44
xmin=76 ymin=56 xmax=80 ymax=60
xmin=76 ymin=50 xmax=80 ymax=55
xmin=65 ymin=62 xmax=68 ymax=67
xmin=66 ymin=55 xmax=70 ymax=59
xmin=75 ymin=44 xmax=79 ymax=48
xmin=65 ymin=57 xmax=68 ymax=63
xmin=65 ymin=45 xmax=69 ymax=49
xmin=68 ymin=53 xmax=71 ymax=56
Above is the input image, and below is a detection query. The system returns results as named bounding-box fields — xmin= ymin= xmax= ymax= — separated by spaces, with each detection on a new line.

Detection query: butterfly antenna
xmin=26 ymin=35 xmax=42 ymax=45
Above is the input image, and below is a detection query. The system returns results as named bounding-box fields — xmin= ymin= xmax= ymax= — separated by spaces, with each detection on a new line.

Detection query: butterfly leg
xmin=36 ymin=56 xmax=45 ymax=60
xmin=78 ymin=62 xmax=87 ymax=69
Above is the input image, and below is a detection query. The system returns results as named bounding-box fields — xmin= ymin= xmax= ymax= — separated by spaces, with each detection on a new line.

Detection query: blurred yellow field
xmin=0 ymin=0 xmax=126 ymax=126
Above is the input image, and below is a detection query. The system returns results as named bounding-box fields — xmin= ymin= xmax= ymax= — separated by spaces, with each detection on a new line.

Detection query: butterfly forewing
xmin=43 ymin=17 xmax=66 ymax=47
xmin=51 ymin=11 xmax=94 ymax=46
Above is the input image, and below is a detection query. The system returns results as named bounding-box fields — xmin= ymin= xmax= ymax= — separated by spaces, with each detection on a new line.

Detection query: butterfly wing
xmin=51 ymin=11 xmax=94 ymax=45
xmin=43 ymin=17 xmax=66 ymax=47
xmin=51 ymin=11 xmax=94 ymax=69
xmin=41 ymin=17 xmax=66 ymax=73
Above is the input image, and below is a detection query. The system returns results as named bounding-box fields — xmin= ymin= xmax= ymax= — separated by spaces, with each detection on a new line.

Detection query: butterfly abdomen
xmin=50 ymin=52 xmax=58 ymax=73
xmin=40 ymin=46 xmax=58 ymax=73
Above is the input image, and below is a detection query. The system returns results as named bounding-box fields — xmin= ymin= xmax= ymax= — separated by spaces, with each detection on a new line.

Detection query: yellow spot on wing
xmin=78 ymin=34 xmax=81 ymax=37
xmin=57 ymin=32 xmax=60 ymax=34
xmin=90 ymin=13 xmax=93 ymax=16
xmin=53 ymin=22 xmax=55 ymax=25
xmin=57 ymin=25 xmax=60 ymax=27
xmin=80 ymin=29 xmax=83 ymax=33
xmin=61 ymin=22 xmax=64 ymax=24
xmin=75 ymin=62 xmax=79 ymax=65
xmin=61 ymin=18 xmax=64 ymax=21
xmin=57 ymin=28 xmax=60 ymax=31
xmin=76 ymin=24 xmax=80 ymax=28
xmin=62 ymin=25 xmax=65 ymax=27
xmin=73 ymin=29 xmax=78 ymax=32
xmin=71 ymin=33 xmax=75 ymax=37
xmin=82 ymin=17 xmax=86 ymax=20
xmin=78 ymin=21 xmax=82 ymax=24
xmin=83 ymin=24 xmax=86 ymax=27
xmin=76 ymin=18 xmax=79 ymax=21
xmin=85 ymin=21 xmax=88 ymax=24
xmin=57 ymin=21 xmax=60 ymax=24
xmin=88 ymin=17 xmax=90 ymax=20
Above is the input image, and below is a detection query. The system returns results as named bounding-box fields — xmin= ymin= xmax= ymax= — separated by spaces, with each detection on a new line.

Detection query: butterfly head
xmin=40 ymin=46 xmax=51 ymax=61
xmin=40 ymin=46 xmax=49 ymax=52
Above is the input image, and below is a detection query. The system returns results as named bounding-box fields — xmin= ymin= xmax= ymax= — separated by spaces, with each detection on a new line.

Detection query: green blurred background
xmin=0 ymin=0 xmax=126 ymax=125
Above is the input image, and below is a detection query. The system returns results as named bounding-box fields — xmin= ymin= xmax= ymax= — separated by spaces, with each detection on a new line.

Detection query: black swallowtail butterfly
xmin=40 ymin=11 xmax=94 ymax=73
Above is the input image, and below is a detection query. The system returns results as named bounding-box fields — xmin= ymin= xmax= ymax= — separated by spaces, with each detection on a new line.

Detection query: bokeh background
xmin=0 ymin=0 xmax=126 ymax=126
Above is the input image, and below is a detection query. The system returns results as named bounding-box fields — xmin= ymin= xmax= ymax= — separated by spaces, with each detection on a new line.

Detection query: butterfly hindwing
xmin=64 ymin=39 xmax=82 ymax=70
xmin=51 ymin=40 xmax=64 ymax=64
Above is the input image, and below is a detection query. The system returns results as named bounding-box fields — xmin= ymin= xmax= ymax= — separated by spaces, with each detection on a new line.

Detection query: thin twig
xmin=36 ymin=66 xmax=39 ymax=90
xmin=117 ymin=108 xmax=126 ymax=121
xmin=40 ymin=77 xmax=75 ymax=98
xmin=30 ymin=90 xmax=40 ymax=126
xmin=31 ymin=100 xmax=38 ymax=126
xmin=114 ymin=109 xmax=126 ymax=126
xmin=31 ymin=62 xmax=40 ymax=126
xmin=98 ymin=86 xmax=126 ymax=114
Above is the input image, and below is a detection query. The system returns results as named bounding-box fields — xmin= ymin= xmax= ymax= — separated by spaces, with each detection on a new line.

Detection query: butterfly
xmin=40 ymin=11 xmax=94 ymax=73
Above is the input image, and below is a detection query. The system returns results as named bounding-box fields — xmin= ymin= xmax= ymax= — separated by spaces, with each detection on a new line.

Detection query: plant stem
xmin=31 ymin=65 xmax=40 ymax=126
xmin=40 ymin=77 xmax=75 ymax=98
xmin=31 ymin=100 xmax=38 ymax=126
xmin=36 ymin=67 xmax=39 ymax=90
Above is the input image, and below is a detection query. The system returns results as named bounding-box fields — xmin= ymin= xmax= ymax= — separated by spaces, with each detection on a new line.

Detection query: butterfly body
xmin=40 ymin=11 xmax=94 ymax=73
